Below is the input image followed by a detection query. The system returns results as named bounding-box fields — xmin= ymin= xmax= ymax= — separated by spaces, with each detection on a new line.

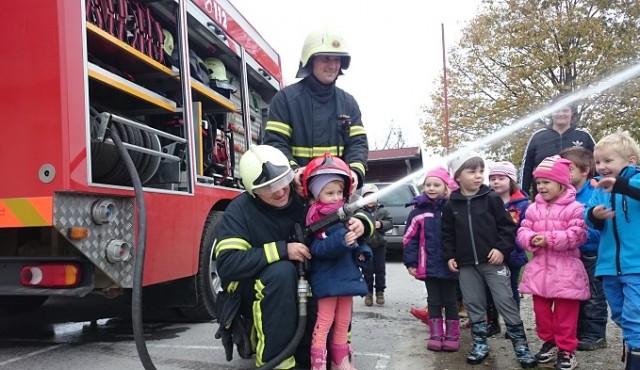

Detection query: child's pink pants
xmin=311 ymin=296 xmax=352 ymax=349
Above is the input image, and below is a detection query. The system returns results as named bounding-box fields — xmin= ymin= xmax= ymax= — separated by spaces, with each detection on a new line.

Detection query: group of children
xmin=402 ymin=131 xmax=640 ymax=370
xmin=293 ymin=131 xmax=639 ymax=370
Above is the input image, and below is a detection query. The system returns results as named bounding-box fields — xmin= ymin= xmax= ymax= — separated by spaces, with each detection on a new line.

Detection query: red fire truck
xmin=0 ymin=0 xmax=282 ymax=320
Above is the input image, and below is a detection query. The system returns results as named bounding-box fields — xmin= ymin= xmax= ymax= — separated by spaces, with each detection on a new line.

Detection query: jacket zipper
xmin=610 ymin=192 xmax=622 ymax=275
xmin=542 ymin=204 xmax=551 ymax=297
xmin=467 ymin=198 xmax=480 ymax=265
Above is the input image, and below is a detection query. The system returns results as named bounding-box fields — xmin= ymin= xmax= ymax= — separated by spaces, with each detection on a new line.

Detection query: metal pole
xmin=240 ymin=48 xmax=252 ymax=148
xmin=441 ymin=23 xmax=450 ymax=155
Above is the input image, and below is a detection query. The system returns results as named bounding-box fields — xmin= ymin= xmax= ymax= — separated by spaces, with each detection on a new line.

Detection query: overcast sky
xmin=230 ymin=0 xmax=482 ymax=149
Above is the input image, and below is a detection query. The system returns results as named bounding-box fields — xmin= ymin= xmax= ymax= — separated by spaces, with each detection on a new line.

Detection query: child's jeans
xmin=577 ymin=252 xmax=608 ymax=342
xmin=602 ymin=274 xmax=640 ymax=349
xmin=533 ymin=295 xmax=580 ymax=351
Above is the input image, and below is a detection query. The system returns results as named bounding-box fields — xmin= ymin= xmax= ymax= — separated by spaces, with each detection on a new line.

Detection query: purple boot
xmin=427 ymin=318 xmax=444 ymax=351
xmin=442 ymin=319 xmax=461 ymax=352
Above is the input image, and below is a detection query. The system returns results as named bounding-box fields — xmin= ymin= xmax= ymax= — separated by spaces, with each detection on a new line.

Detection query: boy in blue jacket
xmin=584 ymin=132 xmax=640 ymax=368
xmin=560 ymin=147 xmax=607 ymax=351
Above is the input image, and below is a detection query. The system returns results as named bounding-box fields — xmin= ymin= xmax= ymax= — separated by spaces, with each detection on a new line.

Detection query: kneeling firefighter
xmin=214 ymin=145 xmax=312 ymax=369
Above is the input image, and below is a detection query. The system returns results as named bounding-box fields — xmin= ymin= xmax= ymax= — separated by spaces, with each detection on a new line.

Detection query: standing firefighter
xmin=263 ymin=27 xmax=368 ymax=195
xmin=214 ymin=145 xmax=310 ymax=369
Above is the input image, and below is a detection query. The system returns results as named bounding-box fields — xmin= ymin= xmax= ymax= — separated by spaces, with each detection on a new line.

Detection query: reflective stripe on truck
xmin=0 ymin=197 xmax=53 ymax=227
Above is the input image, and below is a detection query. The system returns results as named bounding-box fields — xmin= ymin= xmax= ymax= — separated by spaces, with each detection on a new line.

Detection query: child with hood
xmin=404 ymin=167 xmax=460 ymax=352
xmin=518 ymin=155 xmax=589 ymax=370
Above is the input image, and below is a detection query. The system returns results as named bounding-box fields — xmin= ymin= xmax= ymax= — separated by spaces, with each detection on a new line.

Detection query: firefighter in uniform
xmin=263 ymin=27 xmax=368 ymax=195
xmin=215 ymin=145 xmax=309 ymax=369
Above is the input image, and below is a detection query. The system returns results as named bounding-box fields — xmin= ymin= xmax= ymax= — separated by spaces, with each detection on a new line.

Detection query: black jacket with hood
xmin=263 ymin=75 xmax=369 ymax=185
xmin=442 ymin=185 xmax=517 ymax=267
xmin=520 ymin=125 xmax=595 ymax=195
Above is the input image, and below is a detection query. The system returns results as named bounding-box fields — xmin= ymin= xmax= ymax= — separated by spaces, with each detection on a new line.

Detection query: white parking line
xmin=0 ymin=344 xmax=65 ymax=367
xmin=356 ymin=352 xmax=391 ymax=369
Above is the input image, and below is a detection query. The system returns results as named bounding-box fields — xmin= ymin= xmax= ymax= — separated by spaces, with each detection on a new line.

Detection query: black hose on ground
xmin=110 ymin=125 xmax=156 ymax=370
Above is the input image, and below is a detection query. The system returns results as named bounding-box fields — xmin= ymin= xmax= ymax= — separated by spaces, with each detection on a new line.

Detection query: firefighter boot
xmin=427 ymin=318 xmax=444 ymax=351
xmin=329 ymin=343 xmax=355 ymax=370
xmin=311 ymin=348 xmax=327 ymax=370
xmin=442 ymin=319 xmax=461 ymax=352
xmin=467 ymin=321 xmax=490 ymax=365
xmin=506 ymin=323 xmax=538 ymax=369
xmin=486 ymin=303 xmax=501 ymax=337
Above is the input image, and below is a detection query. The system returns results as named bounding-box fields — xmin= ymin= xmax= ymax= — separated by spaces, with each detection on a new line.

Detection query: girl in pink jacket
xmin=517 ymin=155 xmax=589 ymax=370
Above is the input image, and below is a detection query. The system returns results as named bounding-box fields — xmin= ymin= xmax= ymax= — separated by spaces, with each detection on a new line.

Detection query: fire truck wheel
xmin=0 ymin=295 xmax=49 ymax=314
xmin=179 ymin=210 xmax=223 ymax=321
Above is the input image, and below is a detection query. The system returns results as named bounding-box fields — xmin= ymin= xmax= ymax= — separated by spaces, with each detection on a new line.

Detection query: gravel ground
xmin=418 ymin=290 xmax=625 ymax=370
xmin=361 ymin=259 xmax=627 ymax=370
xmin=464 ymin=295 xmax=624 ymax=370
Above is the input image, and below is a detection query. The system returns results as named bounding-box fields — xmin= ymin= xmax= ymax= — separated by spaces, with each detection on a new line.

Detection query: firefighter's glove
xmin=214 ymin=313 xmax=252 ymax=361
xmin=214 ymin=290 xmax=253 ymax=361
xmin=214 ymin=324 xmax=234 ymax=361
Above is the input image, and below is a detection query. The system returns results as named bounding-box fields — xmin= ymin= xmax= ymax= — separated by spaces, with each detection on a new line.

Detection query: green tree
xmin=421 ymin=0 xmax=640 ymax=165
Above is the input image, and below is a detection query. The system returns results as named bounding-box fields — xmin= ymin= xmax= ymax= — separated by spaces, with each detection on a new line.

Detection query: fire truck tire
xmin=0 ymin=295 xmax=49 ymax=314
xmin=179 ymin=210 xmax=223 ymax=321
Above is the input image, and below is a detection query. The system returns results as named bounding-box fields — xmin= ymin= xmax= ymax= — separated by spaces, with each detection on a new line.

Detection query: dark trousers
xmin=238 ymin=261 xmax=298 ymax=366
xmin=508 ymin=264 xmax=522 ymax=307
xmin=363 ymin=246 xmax=386 ymax=293
xmin=578 ymin=252 xmax=608 ymax=341
xmin=425 ymin=278 xmax=459 ymax=320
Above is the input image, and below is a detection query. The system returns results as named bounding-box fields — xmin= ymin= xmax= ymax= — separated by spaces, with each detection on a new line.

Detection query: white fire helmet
xmin=296 ymin=27 xmax=351 ymax=79
xmin=239 ymin=145 xmax=294 ymax=197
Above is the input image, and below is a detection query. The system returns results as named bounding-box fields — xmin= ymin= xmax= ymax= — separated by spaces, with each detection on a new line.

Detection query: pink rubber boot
xmin=442 ymin=319 xmax=461 ymax=352
xmin=329 ymin=342 xmax=355 ymax=370
xmin=427 ymin=318 xmax=444 ymax=351
xmin=311 ymin=348 xmax=327 ymax=370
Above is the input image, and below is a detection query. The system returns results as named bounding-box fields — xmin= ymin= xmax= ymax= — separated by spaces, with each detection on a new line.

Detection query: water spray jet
xmin=355 ymin=62 xmax=640 ymax=208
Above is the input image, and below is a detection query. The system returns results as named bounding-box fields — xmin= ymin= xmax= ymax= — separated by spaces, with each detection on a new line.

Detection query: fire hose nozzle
xmin=297 ymin=278 xmax=309 ymax=315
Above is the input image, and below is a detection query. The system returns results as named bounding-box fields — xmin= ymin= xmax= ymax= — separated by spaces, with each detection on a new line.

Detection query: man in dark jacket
xmin=520 ymin=96 xmax=595 ymax=196
xmin=263 ymin=28 xmax=368 ymax=195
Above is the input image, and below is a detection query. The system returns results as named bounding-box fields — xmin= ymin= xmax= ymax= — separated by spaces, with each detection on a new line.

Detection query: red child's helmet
xmin=302 ymin=153 xmax=353 ymax=198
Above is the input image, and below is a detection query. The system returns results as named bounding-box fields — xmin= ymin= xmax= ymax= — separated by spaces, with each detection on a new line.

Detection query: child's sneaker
xmin=554 ymin=350 xmax=577 ymax=370
xmin=364 ymin=293 xmax=373 ymax=307
xmin=535 ymin=341 xmax=558 ymax=364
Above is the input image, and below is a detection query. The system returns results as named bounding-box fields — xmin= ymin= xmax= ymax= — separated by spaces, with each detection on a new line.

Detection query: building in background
xmin=366 ymin=147 xmax=423 ymax=183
